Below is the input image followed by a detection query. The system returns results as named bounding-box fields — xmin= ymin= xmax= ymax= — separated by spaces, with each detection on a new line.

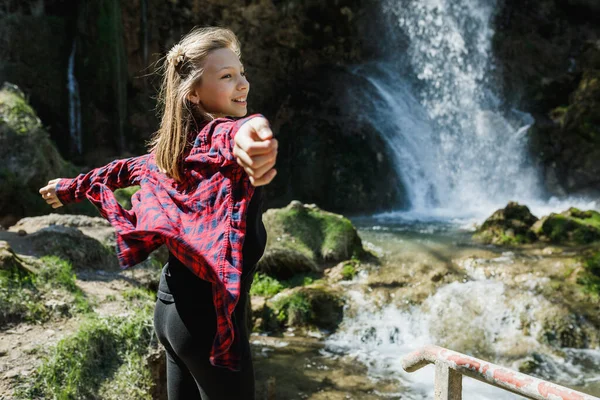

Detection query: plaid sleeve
xmin=55 ymin=154 xmax=150 ymax=205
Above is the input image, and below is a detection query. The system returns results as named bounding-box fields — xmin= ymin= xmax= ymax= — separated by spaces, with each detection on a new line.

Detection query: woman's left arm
xmin=39 ymin=154 xmax=150 ymax=208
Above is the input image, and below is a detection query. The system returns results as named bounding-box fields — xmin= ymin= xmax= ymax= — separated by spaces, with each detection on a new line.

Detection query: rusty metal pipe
xmin=402 ymin=345 xmax=600 ymax=400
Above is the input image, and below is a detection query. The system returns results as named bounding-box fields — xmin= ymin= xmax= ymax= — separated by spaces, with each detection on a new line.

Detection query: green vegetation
xmin=15 ymin=303 xmax=155 ymax=400
xmin=114 ymin=185 xmax=141 ymax=210
xmin=273 ymin=291 xmax=312 ymax=326
xmin=250 ymin=273 xmax=285 ymax=297
xmin=250 ymin=272 xmax=320 ymax=297
xmin=122 ymin=287 xmax=155 ymax=302
xmin=0 ymin=255 xmax=90 ymax=325
xmin=534 ymin=208 xmax=600 ymax=245
xmin=341 ymin=260 xmax=358 ymax=280
xmin=577 ymin=250 xmax=600 ymax=295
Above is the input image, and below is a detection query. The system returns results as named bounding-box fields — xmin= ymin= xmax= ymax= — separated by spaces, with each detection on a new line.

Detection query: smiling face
xmin=188 ymin=47 xmax=249 ymax=118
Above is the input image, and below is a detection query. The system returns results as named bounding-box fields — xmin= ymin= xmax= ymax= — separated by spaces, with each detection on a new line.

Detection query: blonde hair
xmin=148 ymin=27 xmax=242 ymax=182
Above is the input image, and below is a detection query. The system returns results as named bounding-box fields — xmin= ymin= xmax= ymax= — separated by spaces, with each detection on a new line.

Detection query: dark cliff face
xmin=0 ymin=0 xmax=406 ymax=214
xmin=493 ymin=0 xmax=600 ymax=196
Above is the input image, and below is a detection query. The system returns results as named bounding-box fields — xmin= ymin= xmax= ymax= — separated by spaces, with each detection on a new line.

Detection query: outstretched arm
xmin=233 ymin=116 xmax=278 ymax=187
xmin=39 ymin=154 xmax=150 ymax=207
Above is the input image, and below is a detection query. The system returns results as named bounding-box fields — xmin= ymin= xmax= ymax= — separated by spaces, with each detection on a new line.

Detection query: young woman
xmin=39 ymin=27 xmax=277 ymax=399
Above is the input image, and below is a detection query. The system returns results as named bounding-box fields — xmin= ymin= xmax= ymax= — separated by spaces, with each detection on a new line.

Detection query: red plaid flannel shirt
xmin=55 ymin=115 xmax=262 ymax=371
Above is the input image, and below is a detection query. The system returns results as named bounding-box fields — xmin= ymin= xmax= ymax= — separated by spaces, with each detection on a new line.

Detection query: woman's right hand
xmin=233 ymin=116 xmax=278 ymax=187
xmin=39 ymin=179 xmax=64 ymax=209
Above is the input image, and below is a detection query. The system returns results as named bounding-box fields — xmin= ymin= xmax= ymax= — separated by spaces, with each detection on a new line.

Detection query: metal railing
xmin=402 ymin=345 xmax=600 ymax=400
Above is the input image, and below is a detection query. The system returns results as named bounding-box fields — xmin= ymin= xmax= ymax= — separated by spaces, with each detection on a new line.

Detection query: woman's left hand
xmin=233 ymin=117 xmax=278 ymax=187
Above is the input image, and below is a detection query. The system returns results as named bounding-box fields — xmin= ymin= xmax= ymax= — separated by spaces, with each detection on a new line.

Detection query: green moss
xmin=114 ymin=185 xmax=141 ymax=210
xmin=264 ymin=202 xmax=365 ymax=265
xmin=283 ymin=273 xmax=317 ymax=288
xmin=270 ymin=286 xmax=344 ymax=330
xmin=273 ymin=292 xmax=312 ymax=326
xmin=15 ymin=307 xmax=154 ymax=399
xmin=577 ymin=250 xmax=600 ymax=295
xmin=474 ymin=202 xmax=538 ymax=245
xmin=0 ymin=86 xmax=41 ymax=134
xmin=341 ymin=261 xmax=357 ymax=280
xmin=537 ymin=209 xmax=600 ymax=244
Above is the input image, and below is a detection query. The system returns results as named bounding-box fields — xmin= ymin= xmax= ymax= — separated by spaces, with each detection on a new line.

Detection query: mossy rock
xmin=576 ymin=248 xmax=600 ymax=294
xmin=518 ymin=353 xmax=544 ymax=374
xmin=537 ymin=306 xmax=598 ymax=349
xmin=531 ymin=208 xmax=600 ymax=244
xmin=0 ymin=83 xmax=96 ymax=226
xmin=259 ymin=201 xmax=366 ymax=280
xmin=268 ymin=285 xmax=344 ymax=331
xmin=474 ymin=202 xmax=538 ymax=245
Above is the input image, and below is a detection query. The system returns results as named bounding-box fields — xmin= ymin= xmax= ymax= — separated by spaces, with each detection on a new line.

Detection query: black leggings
xmin=153 ymin=256 xmax=255 ymax=400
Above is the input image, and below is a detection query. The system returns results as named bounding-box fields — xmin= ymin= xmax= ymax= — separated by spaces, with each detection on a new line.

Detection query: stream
xmin=253 ymin=216 xmax=600 ymax=399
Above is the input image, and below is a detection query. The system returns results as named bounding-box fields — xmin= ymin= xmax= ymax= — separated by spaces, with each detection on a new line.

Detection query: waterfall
xmin=67 ymin=40 xmax=82 ymax=155
xmin=363 ymin=0 xmax=543 ymax=219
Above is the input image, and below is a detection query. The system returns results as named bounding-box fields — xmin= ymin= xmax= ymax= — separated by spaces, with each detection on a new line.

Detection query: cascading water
xmin=67 ymin=40 xmax=82 ymax=155
xmin=324 ymin=249 xmax=600 ymax=399
xmin=361 ymin=0 xmax=546 ymax=219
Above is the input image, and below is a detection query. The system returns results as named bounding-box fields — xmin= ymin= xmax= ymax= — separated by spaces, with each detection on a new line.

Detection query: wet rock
xmin=268 ymin=285 xmax=344 ymax=331
xmin=251 ymin=296 xmax=280 ymax=333
xmin=325 ymin=259 xmax=361 ymax=283
xmin=531 ymin=208 xmax=600 ymax=244
xmin=537 ymin=306 xmax=598 ymax=349
xmin=474 ymin=202 xmax=539 ymax=245
xmin=259 ymin=202 xmax=366 ymax=280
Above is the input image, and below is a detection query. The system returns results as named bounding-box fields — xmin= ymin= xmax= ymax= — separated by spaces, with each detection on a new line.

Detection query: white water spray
xmin=325 ymin=276 xmax=600 ymax=399
xmin=67 ymin=40 xmax=82 ymax=154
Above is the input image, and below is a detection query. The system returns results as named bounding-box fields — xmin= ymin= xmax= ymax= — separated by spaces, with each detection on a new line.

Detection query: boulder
xmin=0 ymin=83 xmax=96 ymax=227
xmin=268 ymin=285 xmax=344 ymax=331
xmin=474 ymin=202 xmax=539 ymax=245
xmin=27 ymin=225 xmax=119 ymax=270
xmin=258 ymin=201 xmax=366 ymax=280
xmin=531 ymin=208 xmax=600 ymax=244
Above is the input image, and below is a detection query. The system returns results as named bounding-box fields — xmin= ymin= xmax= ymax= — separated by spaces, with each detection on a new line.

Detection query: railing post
xmin=435 ymin=361 xmax=463 ymax=400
